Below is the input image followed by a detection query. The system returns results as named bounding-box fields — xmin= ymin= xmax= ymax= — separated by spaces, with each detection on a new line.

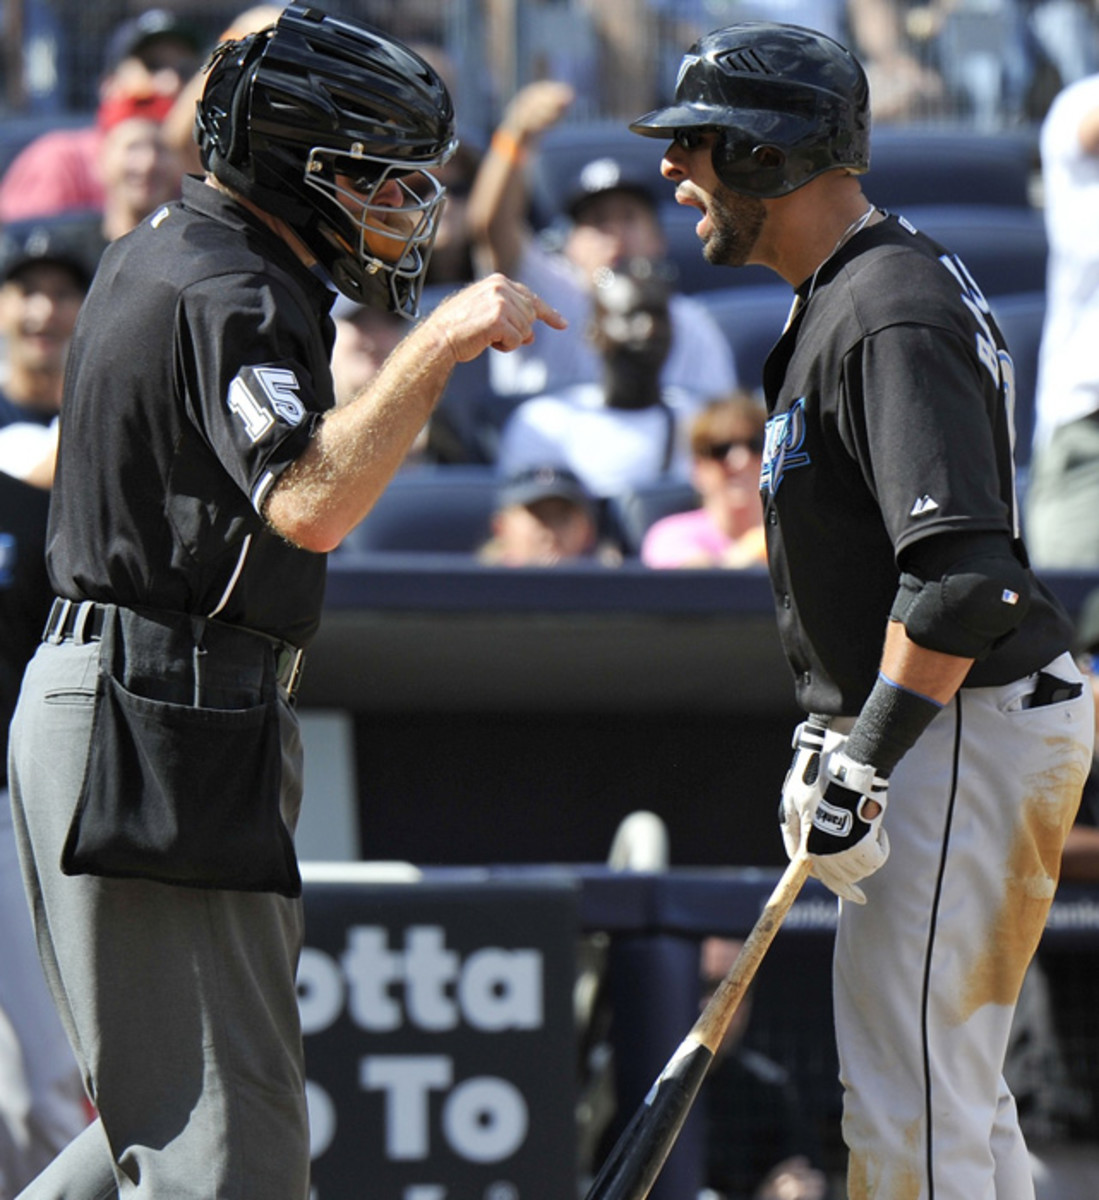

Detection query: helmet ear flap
xmin=195 ymin=33 xmax=267 ymax=173
xmin=713 ymin=133 xmax=788 ymax=195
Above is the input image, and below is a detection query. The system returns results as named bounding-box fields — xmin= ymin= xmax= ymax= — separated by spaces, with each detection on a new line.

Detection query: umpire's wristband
xmin=844 ymin=672 xmax=943 ymax=777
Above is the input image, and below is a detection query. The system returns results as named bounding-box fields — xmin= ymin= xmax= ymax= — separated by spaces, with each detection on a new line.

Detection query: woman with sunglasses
xmin=641 ymin=391 xmax=767 ymax=569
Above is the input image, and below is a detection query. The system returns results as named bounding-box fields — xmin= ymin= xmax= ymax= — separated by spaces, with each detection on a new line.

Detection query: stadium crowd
xmin=4 ymin=4 xmax=1099 ymax=1200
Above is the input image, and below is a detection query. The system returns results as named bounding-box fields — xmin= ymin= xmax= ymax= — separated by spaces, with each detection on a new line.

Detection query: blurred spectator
xmin=497 ymin=257 xmax=692 ymax=499
xmin=641 ymin=392 xmax=767 ymax=570
xmin=96 ymin=88 xmax=183 ymax=241
xmin=697 ymin=936 xmax=831 ymax=1200
xmin=478 ymin=465 xmax=621 ymax=566
xmin=421 ymin=138 xmax=483 ymax=289
xmin=329 ymin=295 xmax=433 ymax=466
xmin=330 ymin=295 xmax=407 ymax=407
xmin=483 ymin=0 xmax=602 ymax=116
xmin=906 ymin=0 xmax=1099 ymax=127
xmin=1025 ymin=71 xmax=1099 ymax=566
xmin=0 ymin=9 xmax=202 ymax=223
xmin=0 ymin=217 xmax=91 ymax=1197
xmin=466 ymin=79 xmax=736 ymax=404
xmin=0 ymin=218 xmax=93 ymax=485
xmin=39 ymin=86 xmax=186 ymax=277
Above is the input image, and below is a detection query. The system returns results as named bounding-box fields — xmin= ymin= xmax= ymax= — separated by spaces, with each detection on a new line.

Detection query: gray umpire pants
xmin=0 ymin=787 xmax=87 ymax=1197
xmin=8 ymin=633 xmax=310 ymax=1200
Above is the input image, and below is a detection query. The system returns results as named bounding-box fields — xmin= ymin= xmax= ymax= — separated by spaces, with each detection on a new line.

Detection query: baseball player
xmin=7 ymin=7 xmax=562 ymax=1198
xmin=631 ymin=23 xmax=1094 ymax=1200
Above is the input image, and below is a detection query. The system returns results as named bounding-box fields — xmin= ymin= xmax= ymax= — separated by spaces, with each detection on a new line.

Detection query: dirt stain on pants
xmin=961 ymin=736 xmax=1086 ymax=1019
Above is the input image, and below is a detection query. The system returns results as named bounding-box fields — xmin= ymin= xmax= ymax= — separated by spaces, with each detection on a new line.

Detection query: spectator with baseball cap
xmin=15 ymin=83 xmax=188 ymax=284
xmin=479 ymin=465 xmax=621 ymax=566
xmin=466 ymin=80 xmax=736 ymax=405
xmin=87 ymin=86 xmax=185 ymax=258
xmin=0 ymin=218 xmax=94 ymax=484
xmin=0 ymin=8 xmax=201 ymax=224
xmin=100 ymin=8 xmax=205 ymax=88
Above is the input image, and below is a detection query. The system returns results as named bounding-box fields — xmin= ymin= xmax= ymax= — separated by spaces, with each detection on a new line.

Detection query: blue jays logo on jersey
xmin=761 ymin=397 xmax=811 ymax=496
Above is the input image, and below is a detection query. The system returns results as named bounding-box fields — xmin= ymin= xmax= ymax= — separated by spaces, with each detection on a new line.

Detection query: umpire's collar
xmin=178 ymin=175 xmax=336 ymax=315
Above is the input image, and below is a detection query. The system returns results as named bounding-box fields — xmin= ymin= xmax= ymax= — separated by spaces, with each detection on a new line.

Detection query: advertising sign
xmin=300 ymin=877 xmax=579 ymax=1199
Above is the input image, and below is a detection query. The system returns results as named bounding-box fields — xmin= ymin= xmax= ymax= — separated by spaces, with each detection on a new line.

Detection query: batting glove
xmin=805 ymin=751 xmax=890 ymax=905
xmin=778 ymin=716 xmax=830 ymax=862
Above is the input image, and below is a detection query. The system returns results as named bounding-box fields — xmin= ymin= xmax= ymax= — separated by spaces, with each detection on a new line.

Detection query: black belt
xmin=42 ymin=598 xmax=306 ymax=697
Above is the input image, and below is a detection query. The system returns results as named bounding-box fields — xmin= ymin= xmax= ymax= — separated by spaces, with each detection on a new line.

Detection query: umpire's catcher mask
xmin=630 ymin=22 xmax=870 ymax=199
xmin=195 ymin=3 xmax=456 ymax=317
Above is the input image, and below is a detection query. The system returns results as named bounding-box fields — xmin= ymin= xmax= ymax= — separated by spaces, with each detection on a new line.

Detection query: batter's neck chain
xmin=788 ymin=203 xmax=880 ymax=328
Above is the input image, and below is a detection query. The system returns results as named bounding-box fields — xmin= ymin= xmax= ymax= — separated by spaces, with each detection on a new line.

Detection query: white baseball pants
xmin=831 ymin=652 xmax=1093 ymax=1200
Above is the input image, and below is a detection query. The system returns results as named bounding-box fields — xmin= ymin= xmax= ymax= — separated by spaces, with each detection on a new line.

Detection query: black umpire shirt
xmin=760 ymin=214 xmax=1072 ymax=715
xmin=48 ymin=176 xmax=337 ymax=648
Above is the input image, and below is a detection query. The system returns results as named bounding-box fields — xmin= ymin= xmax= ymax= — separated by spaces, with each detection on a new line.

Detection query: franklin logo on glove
xmin=811 ymin=799 xmax=854 ymax=838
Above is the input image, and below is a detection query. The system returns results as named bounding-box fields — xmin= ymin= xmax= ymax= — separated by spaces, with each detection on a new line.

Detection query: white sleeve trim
xmin=252 ymin=469 xmax=277 ymax=513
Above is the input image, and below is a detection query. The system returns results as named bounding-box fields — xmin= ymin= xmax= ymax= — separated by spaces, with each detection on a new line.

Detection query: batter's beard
xmin=702 ymin=185 xmax=766 ymax=268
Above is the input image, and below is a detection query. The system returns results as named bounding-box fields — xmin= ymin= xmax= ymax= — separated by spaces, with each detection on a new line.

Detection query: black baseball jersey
xmin=47 ymin=177 xmax=337 ymax=647
xmin=760 ymin=213 xmax=1072 ymax=714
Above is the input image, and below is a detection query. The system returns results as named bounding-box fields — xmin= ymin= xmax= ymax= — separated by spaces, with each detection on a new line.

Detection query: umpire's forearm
xmin=264 ymin=318 xmax=456 ymax=551
xmin=264 ymin=274 xmax=566 ymax=552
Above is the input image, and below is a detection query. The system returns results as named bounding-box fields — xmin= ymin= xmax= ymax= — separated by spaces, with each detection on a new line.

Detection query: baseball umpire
xmin=631 ymin=22 xmax=1093 ymax=1200
xmin=7 ymin=6 xmax=563 ymax=1198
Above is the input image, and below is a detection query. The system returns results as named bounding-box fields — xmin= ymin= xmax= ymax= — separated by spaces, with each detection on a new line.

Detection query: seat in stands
xmin=608 ymin=480 xmax=700 ymax=557
xmin=336 ymin=465 xmax=500 ymax=554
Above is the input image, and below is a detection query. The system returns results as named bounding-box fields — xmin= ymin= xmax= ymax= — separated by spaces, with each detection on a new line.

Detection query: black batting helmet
xmin=195 ymin=4 xmax=456 ymax=316
xmin=630 ymin=23 xmax=870 ymax=199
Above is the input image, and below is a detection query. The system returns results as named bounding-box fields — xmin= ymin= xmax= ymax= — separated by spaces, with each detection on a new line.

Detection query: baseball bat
xmin=582 ymin=853 xmax=812 ymax=1200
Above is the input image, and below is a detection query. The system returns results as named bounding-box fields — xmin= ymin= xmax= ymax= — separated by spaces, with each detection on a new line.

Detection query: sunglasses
xmin=701 ymin=436 xmax=765 ymax=460
xmin=673 ymin=128 xmax=712 ymax=151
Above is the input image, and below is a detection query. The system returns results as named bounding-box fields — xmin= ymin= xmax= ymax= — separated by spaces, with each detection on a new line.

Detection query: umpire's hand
xmin=428 ymin=273 xmax=567 ymax=360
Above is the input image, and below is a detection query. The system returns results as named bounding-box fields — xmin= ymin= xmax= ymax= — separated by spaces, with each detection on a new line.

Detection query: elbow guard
xmin=891 ymin=552 xmax=1031 ymax=659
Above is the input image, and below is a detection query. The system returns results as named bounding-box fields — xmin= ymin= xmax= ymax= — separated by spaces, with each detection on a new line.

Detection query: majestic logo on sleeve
xmin=910 ymin=494 xmax=940 ymax=516
xmin=761 ymin=397 xmax=811 ymax=496
xmin=227 ymin=366 xmax=306 ymax=443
